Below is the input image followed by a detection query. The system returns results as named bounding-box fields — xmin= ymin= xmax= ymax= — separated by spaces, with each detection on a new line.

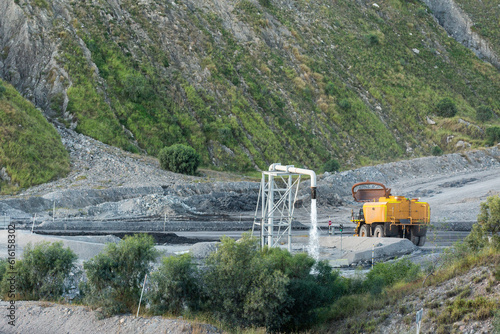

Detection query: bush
xmin=325 ymin=81 xmax=336 ymax=96
xmin=486 ymin=126 xmax=500 ymax=146
xmin=0 ymin=242 xmax=76 ymax=300
xmin=323 ymin=158 xmax=340 ymax=173
xmin=466 ymin=195 xmax=500 ymax=250
xmin=338 ymin=98 xmax=351 ymax=110
xmin=82 ymin=234 xmax=158 ymax=316
xmin=364 ymin=33 xmax=380 ymax=46
xmin=258 ymin=0 xmax=271 ymax=7
xmin=0 ymin=84 xmax=5 ymax=98
xmin=436 ymin=98 xmax=458 ymax=117
xmin=201 ymin=235 xmax=343 ymax=332
xmin=364 ymin=257 xmax=421 ymax=294
xmin=148 ymin=254 xmax=201 ymax=315
xmin=202 ymin=235 xmax=289 ymax=330
xmin=158 ymin=144 xmax=201 ymax=175
xmin=431 ymin=145 xmax=443 ymax=156
xmin=476 ymin=105 xmax=493 ymax=122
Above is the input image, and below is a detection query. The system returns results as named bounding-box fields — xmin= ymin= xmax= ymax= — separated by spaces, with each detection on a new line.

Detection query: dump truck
xmin=350 ymin=181 xmax=430 ymax=246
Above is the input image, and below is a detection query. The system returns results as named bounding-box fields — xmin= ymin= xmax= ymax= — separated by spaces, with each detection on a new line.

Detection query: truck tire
xmin=417 ymin=236 xmax=426 ymax=246
xmin=360 ymin=224 xmax=371 ymax=237
xmin=373 ymin=225 xmax=384 ymax=238
xmin=410 ymin=232 xmax=420 ymax=246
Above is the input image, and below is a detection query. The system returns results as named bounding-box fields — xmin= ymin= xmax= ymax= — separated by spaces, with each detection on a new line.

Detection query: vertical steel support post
xmin=267 ymin=173 xmax=274 ymax=247
xmin=287 ymin=174 xmax=293 ymax=252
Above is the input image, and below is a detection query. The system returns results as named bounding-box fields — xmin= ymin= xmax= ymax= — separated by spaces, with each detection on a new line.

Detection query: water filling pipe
xmin=268 ymin=163 xmax=317 ymax=199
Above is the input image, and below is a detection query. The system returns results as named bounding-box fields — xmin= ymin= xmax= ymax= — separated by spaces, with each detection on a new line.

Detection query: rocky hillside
xmin=1 ymin=0 xmax=499 ymax=180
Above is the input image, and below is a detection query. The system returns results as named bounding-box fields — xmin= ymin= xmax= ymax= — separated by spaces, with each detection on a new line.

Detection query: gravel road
xmin=0 ymin=301 xmax=221 ymax=334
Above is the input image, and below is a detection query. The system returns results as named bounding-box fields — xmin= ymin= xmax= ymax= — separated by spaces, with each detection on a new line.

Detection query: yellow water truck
xmin=351 ymin=181 xmax=430 ymax=246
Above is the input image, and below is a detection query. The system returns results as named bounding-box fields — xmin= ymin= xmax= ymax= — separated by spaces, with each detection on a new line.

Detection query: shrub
xmin=323 ymin=158 xmax=340 ymax=173
xmin=364 ymin=257 xmax=421 ymax=294
xmin=364 ymin=33 xmax=380 ymax=46
xmin=0 ymin=242 xmax=76 ymax=300
xmin=158 ymin=144 xmax=201 ymax=175
xmin=476 ymin=105 xmax=493 ymax=122
xmin=201 ymin=235 xmax=343 ymax=332
xmin=258 ymin=0 xmax=271 ymax=7
xmin=486 ymin=126 xmax=500 ymax=146
xmin=338 ymin=98 xmax=351 ymax=110
xmin=82 ymin=234 xmax=158 ymax=316
xmin=148 ymin=254 xmax=201 ymax=315
xmin=473 ymin=195 xmax=500 ymax=249
xmin=436 ymin=98 xmax=458 ymax=117
xmin=431 ymin=145 xmax=443 ymax=156
xmin=0 ymin=259 xmax=7 ymax=282
xmin=325 ymin=81 xmax=336 ymax=96
xmin=202 ymin=235 xmax=289 ymax=330
xmin=0 ymin=84 xmax=5 ymax=98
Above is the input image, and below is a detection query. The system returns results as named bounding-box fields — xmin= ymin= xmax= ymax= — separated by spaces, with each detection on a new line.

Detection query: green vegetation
xmin=0 ymin=242 xmax=76 ymax=300
xmin=364 ymin=258 xmax=421 ymax=294
xmin=322 ymin=158 xmax=341 ymax=173
xmin=158 ymin=144 xmax=201 ymax=175
xmin=436 ymin=98 xmax=458 ymax=118
xmin=15 ymin=0 xmax=494 ymax=174
xmin=476 ymin=105 xmax=494 ymax=122
xmin=466 ymin=195 xmax=500 ymax=250
xmin=454 ymin=0 xmax=500 ymax=60
xmin=148 ymin=254 xmax=201 ymax=316
xmin=486 ymin=126 xmax=500 ymax=146
xmin=205 ymin=236 xmax=343 ymax=331
xmin=147 ymin=235 xmax=343 ymax=332
xmin=81 ymin=234 xmax=158 ymax=317
xmin=431 ymin=145 xmax=443 ymax=156
xmin=0 ymin=80 xmax=70 ymax=193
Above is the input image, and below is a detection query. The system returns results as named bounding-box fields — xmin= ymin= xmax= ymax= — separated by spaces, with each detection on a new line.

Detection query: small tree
xmin=82 ymin=234 xmax=158 ymax=316
xmin=436 ymin=98 xmax=457 ymax=117
xmin=431 ymin=145 xmax=443 ymax=156
xmin=158 ymin=144 xmax=201 ymax=175
xmin=1 ymin=242 xmax=76 ymax=300
xmin=486 ymin=126 xmax=500 ymax=146
xmin=465 ymin=195 xmax=500 ymax=251
xmin=201 ymin=235 xmax=342 ymax=332
xmin=148 ymin=254 xmax=201 ymax=315
xmin=323 ymin=159 xmax=340 ymax=173
xmin=476 ymin=105 xmax=493 ymax=122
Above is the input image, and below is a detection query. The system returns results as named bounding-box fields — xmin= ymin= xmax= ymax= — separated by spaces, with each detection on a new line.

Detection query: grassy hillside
xmin=0 ymin=80 xmax=70 ymax=193
xmin=6 ymin=0 xmax=500 ymax=172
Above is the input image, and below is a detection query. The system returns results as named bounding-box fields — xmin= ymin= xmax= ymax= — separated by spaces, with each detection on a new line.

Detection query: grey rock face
xmin=0 ymin=0 xmax=76 ymax=117
xmin=421 ymin=0 xmax=500 ymax=69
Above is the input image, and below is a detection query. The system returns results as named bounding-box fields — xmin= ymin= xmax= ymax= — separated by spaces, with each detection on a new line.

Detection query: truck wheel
xmin=373 ymin=225 xmax=384 ymax=238
xmin=417 ymin=236 xmax=426 ymax=246
xmin=410 ymin=234 xmax=420 ymax=246
xmin=360 ymin=224 xmax=370 ymax=237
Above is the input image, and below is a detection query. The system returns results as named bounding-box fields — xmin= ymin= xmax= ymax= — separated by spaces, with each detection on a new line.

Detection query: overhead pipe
xmin=269 ymin=163 xmax=317 ymax=199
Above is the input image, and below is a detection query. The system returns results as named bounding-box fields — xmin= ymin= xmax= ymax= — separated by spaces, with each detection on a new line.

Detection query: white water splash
xmin=308 ymin=198 xmax=320 ymax=263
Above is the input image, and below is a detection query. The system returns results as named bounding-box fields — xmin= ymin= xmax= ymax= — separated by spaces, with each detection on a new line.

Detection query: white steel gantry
xmin=252 ymin=163 xmax=317 ymax=251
